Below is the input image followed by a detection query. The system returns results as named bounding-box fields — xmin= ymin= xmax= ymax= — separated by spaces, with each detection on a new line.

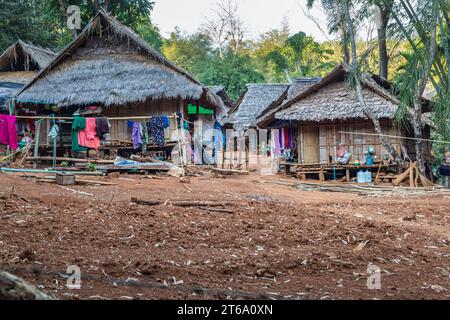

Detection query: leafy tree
xmin=265 ymin=31 xmax=335 ymax=82
xmin=198 ymin=51 xmax=265 ymax=100
xmin=0 ymin=0 xmax=162 ymax=52
xmin=162 ymin=29 xmax=212 ymax=73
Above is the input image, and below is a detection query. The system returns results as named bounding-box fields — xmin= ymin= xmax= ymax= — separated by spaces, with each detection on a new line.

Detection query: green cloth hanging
xmin=71 ymin=117 xmax=87 ymax=152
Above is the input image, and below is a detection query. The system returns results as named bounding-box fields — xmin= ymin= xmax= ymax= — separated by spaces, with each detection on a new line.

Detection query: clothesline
xmin=13 ymin=115 xmax=196 ymax=125
xmin=338 ymin=131 xmax=450 ymax=144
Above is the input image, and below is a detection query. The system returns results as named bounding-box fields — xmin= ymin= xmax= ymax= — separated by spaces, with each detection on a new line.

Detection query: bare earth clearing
xmin=0 ymin=172 xmax=448 ymax=300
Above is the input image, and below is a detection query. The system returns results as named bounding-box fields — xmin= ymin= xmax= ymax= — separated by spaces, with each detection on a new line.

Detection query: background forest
xmin=0 ymin=0 xmax=421 ymax=100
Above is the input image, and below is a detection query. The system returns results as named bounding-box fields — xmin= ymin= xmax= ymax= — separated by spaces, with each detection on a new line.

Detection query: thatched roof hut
xmin=17 ymin=9 xmax=224 ymax=112
xmin=255 ymin=78 xmax=321 ymax=128
xmin=0 ymin=41 xmax=55 ymax=109
xmin=255 ymin=65 xmax=434 ymax=164
xmin=257 ymin=64 xmax=431 ymax=128
xmin=224 ymin=83 xmax=290 ymax=130
xmin=0 ymin=40 xmax=55 ymax=82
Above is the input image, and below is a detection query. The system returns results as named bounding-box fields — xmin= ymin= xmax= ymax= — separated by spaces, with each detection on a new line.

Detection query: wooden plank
xmin=27 ymin=156 xmax=114 ymax=164
xmin=393 ymin=164 xmax=412 ymax=186
xmin=409 ymin=162 xmax=415 ymax=188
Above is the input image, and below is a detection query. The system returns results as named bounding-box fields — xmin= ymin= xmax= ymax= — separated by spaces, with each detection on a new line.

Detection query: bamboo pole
xmin=174 ymin=113 xmax=185 ymax=176
xmin=52 ymin=114 xmax=56 ymax=168
xmin=338 ymin=131 xmax=450 ymax=144
xmin=0 ymin=168 xmax=103 ymax=175
xmin=12 ymin=115 xmax=197 ymax=124
xmin=33 ymin=120 xmax=42 ymax=169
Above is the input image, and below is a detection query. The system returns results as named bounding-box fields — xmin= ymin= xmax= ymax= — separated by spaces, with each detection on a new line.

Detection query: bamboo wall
xmin=298 ymin=120 xmax=402 ymax=164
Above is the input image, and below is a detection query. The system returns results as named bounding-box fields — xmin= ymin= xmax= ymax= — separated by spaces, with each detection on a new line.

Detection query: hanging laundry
xmin=0 ymin=114 xmax=18 ymax=149
xmin=176 ymin=113 xmax=183 ymax=127
xmin=176 ymin=113 xmax=189 ymax=130
xmin=212 ymin=121 xmax=222 ymax=161
xmin=274 ymin=129 xmax=281 ymax=156
xmin=72 ymin=117 xmax=87 ymax=152
xmin=48 ymin=123 xmax=59 ymax=140
xmin=162 ymin=116 xmax=170 ymax=129
xmin=283 ymin=128 xmax=289 ymax=149
xmin=95 ymin=117 xmax=109 ymax=139
xmin=149 ymin=116 xmax=168 ymax=147
xmin=78 ymin=117 xmax=100 ymax=150
xmin=132 ymin=121 xmax=143 ymax=149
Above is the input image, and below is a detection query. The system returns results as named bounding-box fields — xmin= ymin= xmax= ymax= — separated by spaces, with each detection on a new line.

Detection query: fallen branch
xmin=59 ymin=186 xmax=94 ymax=197
xmin=198 ymin=207 xmax=234 ymax=213
xmin=210 ymin=168 xmax=249 ymax=175
xmin=131 ymin=198 xmax=229 ymax=207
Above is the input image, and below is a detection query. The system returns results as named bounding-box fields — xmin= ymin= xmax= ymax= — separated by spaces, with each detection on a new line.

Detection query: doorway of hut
xmin=298 ymin=125 xmax=320 ymax=164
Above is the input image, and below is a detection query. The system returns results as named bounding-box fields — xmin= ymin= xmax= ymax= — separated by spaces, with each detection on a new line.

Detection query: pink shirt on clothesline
xmin=78 ymin=117 xmax=100 ymax=150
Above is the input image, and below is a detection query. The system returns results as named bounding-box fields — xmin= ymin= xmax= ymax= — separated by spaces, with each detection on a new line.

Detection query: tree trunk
xmin=343 ymin=0 xmax=400 ymax=161
xmin=297 ymin=62 xmax=303 ymax=76
xmin=413 ymin=3 xmax=438 ymax=173
xmin=377 ymin=27 xmax=389 ymax=79
xmin=376 ymin=1 xmax=393 ymax=79
xmin=283 ymin=69 xmax=292 ymax=83
xmin=338 ymin=3 xmax=350 ymax=64
xmin=57 ymin=0 xmax=77 ymax=39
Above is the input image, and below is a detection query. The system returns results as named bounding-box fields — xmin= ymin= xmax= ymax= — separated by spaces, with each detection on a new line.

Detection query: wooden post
xmin=52 ymin=115 xmax=57 ymax=168
xmin=409 ymin=162 xmax=416 ymax=188
xmin=33 ymin=120 xmax=42 ymax=169
xmin=346 ymin=168 xmax=351 ymax=182
xmin=174 ymin=112 xmax=185 ymax=176
xmin=319 ymin=167 xmax=325 ymax=182
xmin=298 ymin=127 xmax=302 ymax=164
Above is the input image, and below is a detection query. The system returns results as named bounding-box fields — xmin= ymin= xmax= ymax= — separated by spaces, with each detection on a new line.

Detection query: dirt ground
xmin=0 ymin=170 xmax=448 ymax=300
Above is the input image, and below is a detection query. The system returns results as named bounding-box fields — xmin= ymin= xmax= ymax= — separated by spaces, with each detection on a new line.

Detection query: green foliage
xmin=162 ymin=30 xmax=264 ymax=100
xmin=0 ymin=0 xmax=161 ymax=52
xmin=86 ymin=162 xmax=97 ymax=172
xmin=198 ymin=51 xmax=265 ymax=100
xmin=163 ymin=30 xmax=212 ymax=73
xmin=264 ymin=31 xmax=336 ymax=81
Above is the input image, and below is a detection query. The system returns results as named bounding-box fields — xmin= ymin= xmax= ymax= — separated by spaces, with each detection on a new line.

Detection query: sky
xmin=151 ymin=0 xmax=332 ymax=42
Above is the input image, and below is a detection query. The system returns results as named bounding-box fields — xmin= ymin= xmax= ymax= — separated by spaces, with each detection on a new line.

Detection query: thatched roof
xmin=208 ymin=86 xmax=234 ymax=111
xmin=0 ymin=41 xmax=55 ymax=83
xmin=276 ymin=81 xmax=398 ymax=122
xmin=286 ymin=77 xmax=322 ymax=100
xmin=258 ymin=65 xmax=406 ymax=127
xmin=17 ymin=10 xmax=224 ymax=111
xmin=256 ymin=77 xmax=321 ymax=127
xmin=0 ymin=41 xmax=55 ymax=109
xmin=225 ymin=83 xmax=289 ymax=129
xmin=0 ymin=82 xmax=24 ymax=110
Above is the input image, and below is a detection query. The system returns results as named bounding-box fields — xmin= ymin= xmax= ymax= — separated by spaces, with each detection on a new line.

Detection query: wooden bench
xmin=296 ymin=167 xmax=327 ymax=182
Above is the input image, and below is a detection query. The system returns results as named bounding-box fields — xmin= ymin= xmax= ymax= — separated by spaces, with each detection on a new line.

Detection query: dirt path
xmin=0 ymin=172 xmax=448 ymax=300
